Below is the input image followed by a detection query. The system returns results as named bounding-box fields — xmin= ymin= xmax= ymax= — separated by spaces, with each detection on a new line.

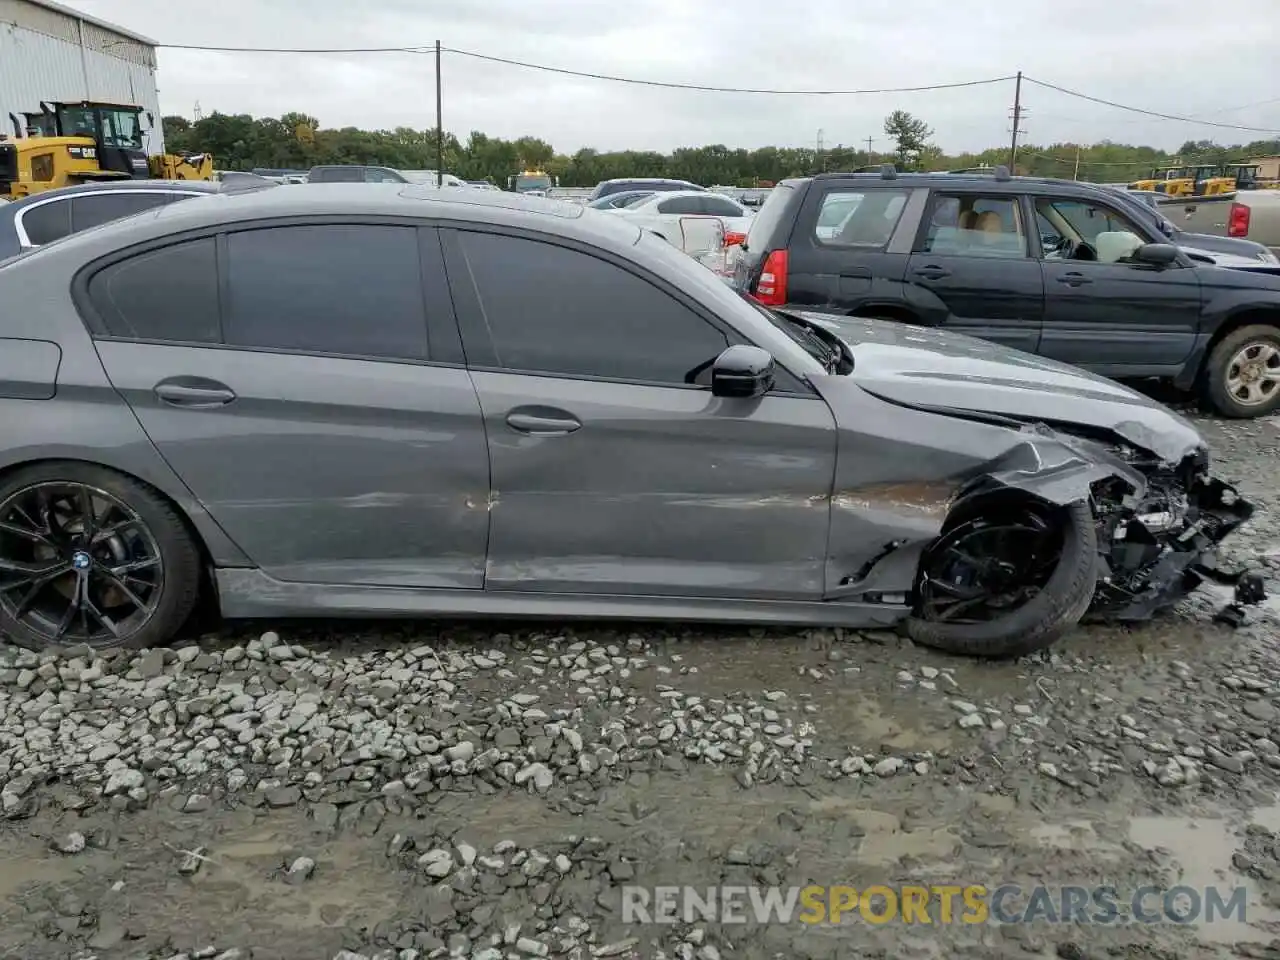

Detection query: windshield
xmin=515 ymin=174 xmax=553 ymax=192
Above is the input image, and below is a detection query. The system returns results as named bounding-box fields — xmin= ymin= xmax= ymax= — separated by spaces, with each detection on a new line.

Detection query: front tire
xmin=906 ymin=500 xmax=1098 ymax=658
xmin=0 ymin=462 xmax=200 ymax=652
xmin=1204 ymin=324 xmax=1280 ymax=418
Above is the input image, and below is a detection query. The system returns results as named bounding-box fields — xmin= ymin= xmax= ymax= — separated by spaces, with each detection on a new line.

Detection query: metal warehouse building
xmin=0 ymin=0 xmax=165 ymax=154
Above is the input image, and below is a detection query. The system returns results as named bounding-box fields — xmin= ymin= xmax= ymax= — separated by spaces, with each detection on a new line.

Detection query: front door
xmin=442 ymin=227 xmax=838 ymax=600
xmin=904 ymin=191 xmax=1045 ymax=353
xmin=87 ymin=222 xmax=491 ymax=588
xmin=1033 ymin=196 xmax=1203 ymax=374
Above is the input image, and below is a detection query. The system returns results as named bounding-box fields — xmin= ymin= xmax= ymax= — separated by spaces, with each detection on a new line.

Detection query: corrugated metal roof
xmin=19 ymin=0 xmax=157 ymax=47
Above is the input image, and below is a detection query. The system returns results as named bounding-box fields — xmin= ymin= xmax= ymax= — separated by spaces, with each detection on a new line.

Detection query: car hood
xmin=792 ymin=312 xmax=1205 ymax=463
xmin=1180 ymin=244 xmax=1280 ymax=272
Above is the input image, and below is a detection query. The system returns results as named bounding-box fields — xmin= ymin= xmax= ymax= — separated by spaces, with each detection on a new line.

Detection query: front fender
xmin=809 ymin=376 xmax=1143 ymax=599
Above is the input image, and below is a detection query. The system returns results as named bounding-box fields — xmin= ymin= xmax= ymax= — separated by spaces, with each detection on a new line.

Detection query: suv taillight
xmin=1228 ymin=202 xmax=1250 ymax=238
xmin=753 ymin=249 xmax=788 ymax=305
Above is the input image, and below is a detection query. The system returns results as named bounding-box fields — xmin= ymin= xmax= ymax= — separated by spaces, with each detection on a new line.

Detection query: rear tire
xmin=0 ymin=462 xmax=200 ymax=653
xmin=906 ymin=500 xmax=1098 ymax=658
xmin=1204 ymin=324 xmax=1280 ymax=418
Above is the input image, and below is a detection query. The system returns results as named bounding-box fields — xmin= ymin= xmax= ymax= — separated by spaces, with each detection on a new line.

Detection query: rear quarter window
xmin=814 ymin=188 xmax=909 ymax=248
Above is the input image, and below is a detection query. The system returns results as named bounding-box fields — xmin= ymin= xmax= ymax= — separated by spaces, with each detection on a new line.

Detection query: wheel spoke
xmin=12 ymin=565 xmax=73 ymax=617
xmin=110 ymin=557 xmax=159 ymax=577
xmin=76 ymin=485 xmax=96 ymax=543
xmin=95 ymin=568 xmax=148 ymax=613
xmin=52 ymin=577 xmax=82 ymax=641
xmin=0 ymin=557 xmax=69 ymax=581
xmin=0 ymin=519 xmax=55 ymax=547
xmin=82 ymin=593 xmax=120 ymax=639
xmin=90 ymin=518 xmax=142 ymax=546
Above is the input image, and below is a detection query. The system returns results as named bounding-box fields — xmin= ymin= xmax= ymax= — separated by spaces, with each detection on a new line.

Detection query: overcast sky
xmin=61 ymin=0 xmax=1280 ymax=155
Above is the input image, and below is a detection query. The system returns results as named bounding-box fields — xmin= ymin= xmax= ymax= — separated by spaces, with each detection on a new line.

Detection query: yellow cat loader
xmin=0 ymin=101 xmax=213 ymax=200
xmin=1128 ymin=164 xmax=1236 ymax=198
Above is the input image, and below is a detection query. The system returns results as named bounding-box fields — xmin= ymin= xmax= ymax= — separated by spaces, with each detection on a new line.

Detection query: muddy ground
xmin=3 ymin=408 xmax=1280 ymax=960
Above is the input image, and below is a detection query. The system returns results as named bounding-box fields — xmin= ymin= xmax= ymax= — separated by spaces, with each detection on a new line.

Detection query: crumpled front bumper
xmin=1087 ymin=465 xmax=1262 ymax=622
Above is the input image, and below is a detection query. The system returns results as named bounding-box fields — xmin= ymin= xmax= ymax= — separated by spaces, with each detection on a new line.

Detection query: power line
xmin=152 ymin=42 xmax=433 ymax=53
xmin=440 ymin=47 xmax=1014 ymax=95
xmin=1023 ymin=77 xmax=1280 ymax=134
xmin=149 ymin=38 xmax=1014 ymax=95
xmin=1021 ymin=149 xmax=1254 ymax=168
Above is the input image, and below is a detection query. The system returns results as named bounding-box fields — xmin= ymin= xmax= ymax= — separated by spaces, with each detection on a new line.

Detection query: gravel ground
xmin=3 ymin=409 xmax=1280 ymax=960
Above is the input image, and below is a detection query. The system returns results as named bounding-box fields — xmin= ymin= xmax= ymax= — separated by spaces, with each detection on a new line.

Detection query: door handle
xmin=154 ymin=382 xmax=237 ymax=408
xmin=506 ymin=411 xmax=582 ymax=436
xmin=1056 ymin=273 xmax=1091 ymax=287
xmin=913 ymin=266 xmax=950 ymax=280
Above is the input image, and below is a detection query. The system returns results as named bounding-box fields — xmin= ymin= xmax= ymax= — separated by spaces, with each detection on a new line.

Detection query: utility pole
xmin=864 ymin=136 xmax=875 ymax=162
xmin=816 ymin=129 xmax=825 ymax=172
xmin=1008 ymin=70 xmax=1025 ymax=171
xmin=1073 ymin=143 xmax=1082 ymax=180
xmin=435 ymin=39 xmax=445 ymax=188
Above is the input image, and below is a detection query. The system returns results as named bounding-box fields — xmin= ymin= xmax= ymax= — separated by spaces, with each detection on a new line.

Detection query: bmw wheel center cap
xmin=71 ymin=551 xmax=92 ymax=571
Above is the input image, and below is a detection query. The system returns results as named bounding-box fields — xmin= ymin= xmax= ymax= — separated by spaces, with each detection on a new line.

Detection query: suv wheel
xmin=1205 ymin=324 xmax=1280 ymax=418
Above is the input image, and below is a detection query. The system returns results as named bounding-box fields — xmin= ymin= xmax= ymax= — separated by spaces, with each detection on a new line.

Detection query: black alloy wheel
xmin=0 ymin=481 xmax=164 ymax=646
xmin=917 ymin=506 xmax=1063 ymax=625
xmin=906 ymin=499 xmax=1099 ymax=658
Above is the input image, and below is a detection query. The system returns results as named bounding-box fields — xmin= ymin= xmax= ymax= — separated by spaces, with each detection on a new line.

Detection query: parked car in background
xmin=1162 ymin=190 xmax=1280 ymax=256
xmin=586 ymin=190 xmax=656 ymax=210
xmin=0 ymin=183 xmax=1252 ymax=657
xmin=0 ymin=180 xmax=228 ymax=259
xmin=586 ymin=178 xmax=705 ymax=202
xmin=400 ymin=170 xmax=470 ymax=187
xmin=602 ymin=190 xmax=753 ymax=248
xmin=1105 ymin=187 xmax=1279 ymax=269
xmin=734 ymin=167 xmax=1280 ymax=417
xmin=307 ymin=166 xmax=468 ymax=187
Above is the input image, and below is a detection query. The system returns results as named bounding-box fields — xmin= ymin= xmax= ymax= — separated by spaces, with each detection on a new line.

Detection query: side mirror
xmin=711 ymin=345 xmax=775 ymax=398
xmin=1134 ymin=242 xmax=1179 ymax=266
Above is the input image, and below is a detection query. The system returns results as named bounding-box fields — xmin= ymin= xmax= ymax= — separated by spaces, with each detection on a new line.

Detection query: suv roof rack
xmin=879 ymin=164 xmax=898 ymax=180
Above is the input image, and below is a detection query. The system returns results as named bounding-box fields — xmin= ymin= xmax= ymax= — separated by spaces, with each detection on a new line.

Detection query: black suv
xmin=734 ymin=166 xmax=1280 ymax=418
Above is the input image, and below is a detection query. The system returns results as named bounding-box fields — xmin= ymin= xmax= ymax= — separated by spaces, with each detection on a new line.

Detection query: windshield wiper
xmin=769 ymin=309 xmax=854 ymax=375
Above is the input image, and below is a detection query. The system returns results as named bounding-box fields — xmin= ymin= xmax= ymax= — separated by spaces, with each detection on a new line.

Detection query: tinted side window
xmin=818 ymin=188 xmax=910 ymax=248
xmin=223 ymin=225 xmax=428 ymax=360
xmin=701 ymin=196 xmax=744 ymax=217
xmin=657 ymin=196 xmax=703 ymax=215
xmin=457 ymin=231 xmax=728 ymax=383
xmin=87 ymin=238 xmax=221 ymax=342
xmin=71 ymin=192 xmax=172 ymax=233
xmin=920 ymin=194 xmax=1026 ymax=258
xmin=20 ymin=200 xmax=72 ymax=245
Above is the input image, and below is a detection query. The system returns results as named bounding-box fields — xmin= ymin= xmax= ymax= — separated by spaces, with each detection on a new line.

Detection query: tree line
xmin=162 ymin=109 xmax=1280 ymax=187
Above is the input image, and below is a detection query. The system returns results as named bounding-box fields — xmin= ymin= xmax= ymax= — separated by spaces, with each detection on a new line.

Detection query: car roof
xmin=13 ymin=183 xmax=653 ymax=263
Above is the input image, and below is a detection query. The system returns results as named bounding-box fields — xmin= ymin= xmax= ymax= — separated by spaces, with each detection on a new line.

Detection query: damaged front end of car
xmin=1085 ymin=442 xmax=1260 ymax=623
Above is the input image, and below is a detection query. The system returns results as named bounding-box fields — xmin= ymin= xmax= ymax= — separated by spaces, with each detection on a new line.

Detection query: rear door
xmin=83 ymin=220 xmax=491 ymax=588
xmin=784 ymin=182 xmax=918 ymax=311
xmin=1033 ymin=195 xmax=1203 ymax=373
xmin=903 ymin=190 xmax=1044 ymax=353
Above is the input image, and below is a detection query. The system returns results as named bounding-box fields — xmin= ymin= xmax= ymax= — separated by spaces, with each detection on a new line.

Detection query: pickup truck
xmin=1160 ymin=190 xmax=1280 ymax=255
